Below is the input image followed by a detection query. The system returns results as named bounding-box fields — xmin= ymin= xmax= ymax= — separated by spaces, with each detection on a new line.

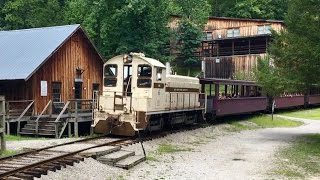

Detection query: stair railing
xmin=17 ymin=100 xmax=35 ymax=135
xmin=35 ymin=100 xmax=52 ymax=136
xmin=54 ymin=101 xmax=70 ymax=138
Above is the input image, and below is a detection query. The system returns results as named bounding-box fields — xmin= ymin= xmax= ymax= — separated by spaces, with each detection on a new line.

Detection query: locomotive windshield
xmin=105 ymin=64 xmax=117 ymax=76
xmin=104 ymin=64 xmax=117 ymax=87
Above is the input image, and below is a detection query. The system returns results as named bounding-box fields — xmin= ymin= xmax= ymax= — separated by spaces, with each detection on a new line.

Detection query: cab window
xmin=105 ymin=64 xmax=117 ymax=76
xmin=137 ymin=65 xmax=152 ymax=88
xmin=138 ymin=65 xmax=152 ymax=77
xmin=104 ymin=64 xmax=117 ymax=87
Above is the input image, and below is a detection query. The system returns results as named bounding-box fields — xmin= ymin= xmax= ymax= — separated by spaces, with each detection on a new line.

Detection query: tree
xmin=174 ymin=0 xmax=210 ymax=76
xmin=1 ymin=0 xmax=64 ymax=30
xmin=110 ymin=0 xmax=172 ymax=61
xmin=269 ymin=0 xmax=320 ymax=90
xmin=209 ymin=0 xmax=288 ymax=20
xmin=256 ymin=56 xmax=293 ymax=97
xmin=65 ymin=0 xmax=172 ymax=61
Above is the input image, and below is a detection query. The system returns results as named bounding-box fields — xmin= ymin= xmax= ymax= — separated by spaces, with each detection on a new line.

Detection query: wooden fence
xmin=0 ymin=96 xmax=6 ymax=152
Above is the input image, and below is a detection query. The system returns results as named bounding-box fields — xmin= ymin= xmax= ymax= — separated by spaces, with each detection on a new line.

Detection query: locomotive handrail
xmin=125 ymin=76 xmax=132 ymax=98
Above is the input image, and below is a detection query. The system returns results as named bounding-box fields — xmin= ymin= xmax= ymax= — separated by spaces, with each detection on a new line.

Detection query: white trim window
xmin=227 ymin=28 xmax=240 ymax=38
xmin=206 ymin=32 xmax=213 ymax=40
xmin=258 ymin=25 xmax=272 ymax=35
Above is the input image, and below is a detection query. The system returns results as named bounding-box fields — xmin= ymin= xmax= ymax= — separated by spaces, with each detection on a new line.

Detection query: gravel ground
xmin=9 ymin=116 xmax=320 ymax=180
xmin=6 ymin=138 xmax=82 ymax=152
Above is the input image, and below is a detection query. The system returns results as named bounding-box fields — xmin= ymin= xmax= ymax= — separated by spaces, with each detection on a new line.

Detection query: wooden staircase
xmin=20 ymin=117 xmax=64 ymax=137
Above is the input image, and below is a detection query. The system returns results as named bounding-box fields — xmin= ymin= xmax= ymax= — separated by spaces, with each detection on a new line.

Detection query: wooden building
xmin=0 ymin=25 xmax=104 ymax=137
xmin=170 ymin=16 xmax=285 ymax=79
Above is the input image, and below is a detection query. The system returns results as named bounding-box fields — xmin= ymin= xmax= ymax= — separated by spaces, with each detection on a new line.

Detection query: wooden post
xmin=6 ymin=122 xmax=10 ymax=135
xmin=0 ymin=96 xmax=6 ymax=153
xmin=74 ymin=101 xmax=79 ymax=138
xmin=68 ymin=108 xmax=72 ymax=138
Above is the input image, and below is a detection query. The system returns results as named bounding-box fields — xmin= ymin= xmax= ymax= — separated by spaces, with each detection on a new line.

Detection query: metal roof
xmin=0 ymin=24 xmax=81 ymax=80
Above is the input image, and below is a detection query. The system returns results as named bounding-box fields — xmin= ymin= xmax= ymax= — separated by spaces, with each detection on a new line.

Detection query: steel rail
xmin=0 ymin=137 xmax=133 ymax=179
xmin=0 ymin=135 xmax=107 ymax=162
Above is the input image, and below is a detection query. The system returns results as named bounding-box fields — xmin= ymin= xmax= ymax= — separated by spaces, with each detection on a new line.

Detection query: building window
xmin=234 ymin=29 xmax=240 ymax=37
xmin=227 ymin=28 xmax=240 ymax=38
xmin=206 ymin=32 xmax=213 ymax=40
xmin=258 ymin=25 xmax=272 ymax=35
xmin=52 ymin=82 xmax=61 ymax=102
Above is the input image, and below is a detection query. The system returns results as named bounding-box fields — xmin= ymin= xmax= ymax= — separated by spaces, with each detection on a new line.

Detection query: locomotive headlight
xmin=123 ymin=54 xmax=133 ymax=63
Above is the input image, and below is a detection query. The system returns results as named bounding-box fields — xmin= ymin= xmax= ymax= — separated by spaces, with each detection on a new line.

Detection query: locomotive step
xmin=97 ymin=150 xmax=135 ymax=166
xmin=115 ymin=155 xmax=146 ymax=169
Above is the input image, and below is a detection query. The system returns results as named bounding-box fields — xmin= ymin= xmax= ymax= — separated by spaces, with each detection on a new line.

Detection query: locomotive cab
xmin=93 ymin=53 xmax=166 ymax=135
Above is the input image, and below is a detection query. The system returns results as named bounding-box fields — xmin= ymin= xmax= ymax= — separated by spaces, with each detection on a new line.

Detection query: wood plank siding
xmin=29 ymin=30 xmax=103 ymax=113
xmin=204 ymin=54 xmax=265 ymax=79
xmin=204 ymin=18 xmax=284 ymax=39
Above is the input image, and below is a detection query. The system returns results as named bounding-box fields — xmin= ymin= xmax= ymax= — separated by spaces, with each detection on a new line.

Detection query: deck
xmin=5 ymin=99 xmax=94 ymax=138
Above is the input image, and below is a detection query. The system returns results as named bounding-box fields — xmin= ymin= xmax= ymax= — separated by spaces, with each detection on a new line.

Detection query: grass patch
xmin=226 ymin=121 xmax=253 ymax=132
xmin=274 ymin=134 xmax=320 ymax=178
xmin=146 ymin=152 xmax=159 ymax=162
xmin=0 ymin=150 xmax=18 ymax=158
xmin=278 ymin=108 xmax=320 ymax=120
xmin=157 ymin=143 xmax=192 ymax=154
xmin=223 ymin=115 xmax=302 ymax=132
xmin=5 ymin=135 xmax=46 ymax=141
xmin=248 ymin=115 xmax=303 ymax=128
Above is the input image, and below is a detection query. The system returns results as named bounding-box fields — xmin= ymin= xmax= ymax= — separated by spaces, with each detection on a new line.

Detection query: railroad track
xmin=0 ymin=136 xmax=133 ymax=180
xmin=0 ymin=123 xmax=211 ymax=180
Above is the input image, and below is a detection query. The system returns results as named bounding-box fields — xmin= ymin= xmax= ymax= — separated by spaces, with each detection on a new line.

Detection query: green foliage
xmin=5 ymin=135 xmax=46 ymax=141
xmin=177 ymin=19 xmax=203 ymax=69
xmin=0 ymin=150 xmax=18 ymax=158
xmin=275 ymin=134 xmax=320 ymax=178
xmin=111 ymin=0 xmax=172 ymax=61
xmin=278 ymin=108 xmax=320 ymax=120
xmin=1 ymin=0 xmax=64 ymax=30
xmin=255 ymin=56 xmax=295 ymax=97
xmin=65 ymin=0 xmax=172 ymax=61
xmin=233 ymin=70 xmax=256 ymax=81
xmin=269 ymin=0 xmax=320 ymax=90
xmin=210 ymin=0 xmax=288 ymax=20
xmin=224 ymin=115 xmax=302 ymax=132
xmin=248 ymin=115 xmax=303 ymax=128
xmin=174 ymin=0 xmax=210 ymax=75
xmin=157 ymin=143 xmax=192 ymax=154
